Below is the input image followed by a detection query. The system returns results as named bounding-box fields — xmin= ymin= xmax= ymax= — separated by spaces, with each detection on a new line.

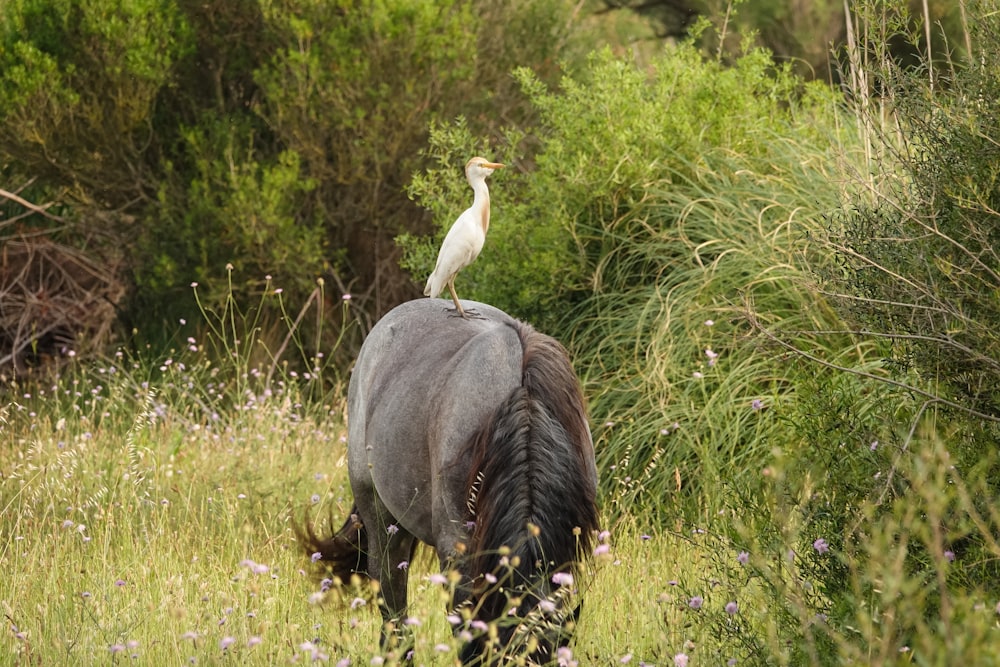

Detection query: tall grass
xmin=0 ymin=327 xmax=770 ymax=665
xmin=576 ymin=141 xmax=864 ymax=518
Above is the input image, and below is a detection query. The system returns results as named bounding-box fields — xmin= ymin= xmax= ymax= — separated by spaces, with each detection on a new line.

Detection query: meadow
xmin=1 ymin=334 xmax=742 ymax=666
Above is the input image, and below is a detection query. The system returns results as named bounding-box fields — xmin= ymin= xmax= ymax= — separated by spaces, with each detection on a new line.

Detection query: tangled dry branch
xmin=1 ymin=188 xmax=124 ymax=379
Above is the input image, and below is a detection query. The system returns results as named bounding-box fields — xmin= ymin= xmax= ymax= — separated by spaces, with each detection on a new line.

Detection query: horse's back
xmin=347 ymin=299 xmax=525 ymax=546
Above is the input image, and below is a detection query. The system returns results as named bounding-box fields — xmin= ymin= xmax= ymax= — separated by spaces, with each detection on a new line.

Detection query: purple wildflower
xmin=737 ymin=550 xmax=749 ymax=564
xmin=551 ymin=572 xmax=574 ymax=587
xmin=556 ymin=646 xmax=578 ymax=667
xmin=688 ymin=596 xmax=703 ymax=610
xmin=813 ymin=538 xmax=830 ymax=554
xmin=725 ymin=601 xmax=739 ymax=615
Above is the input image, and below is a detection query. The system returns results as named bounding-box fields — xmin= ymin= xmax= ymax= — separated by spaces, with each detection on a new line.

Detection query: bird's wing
xmin=423 ymin=211 xmax=484 ymax=298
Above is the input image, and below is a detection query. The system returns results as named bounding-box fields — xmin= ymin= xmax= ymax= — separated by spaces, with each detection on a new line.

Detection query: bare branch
xmin=743 ymin=299 xmax=1000 ymax=423
xmin=0 ymin=188 xmax=66 ymax=223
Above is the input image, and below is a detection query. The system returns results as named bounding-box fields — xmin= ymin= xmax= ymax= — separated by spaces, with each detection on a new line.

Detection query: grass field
xmin=0 ymin=349 xmax=750 ymax=666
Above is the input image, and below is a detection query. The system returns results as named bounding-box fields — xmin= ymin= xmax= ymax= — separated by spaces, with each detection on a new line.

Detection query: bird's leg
xmin=445 ymin=281 xmax=481 ymax=319
xmin=447 ymin=281 xmax=466 ymax=318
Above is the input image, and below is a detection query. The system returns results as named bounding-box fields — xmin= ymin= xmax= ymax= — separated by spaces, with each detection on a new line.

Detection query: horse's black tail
xmin=295 ymin=506 xmax=369 ymax=587
xmin=461 ymin=322 xmax=599 ymax=662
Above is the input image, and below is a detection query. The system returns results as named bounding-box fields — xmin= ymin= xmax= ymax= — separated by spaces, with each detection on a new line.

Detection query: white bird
xmin=423 ymin=156 xmax=505 ymax=318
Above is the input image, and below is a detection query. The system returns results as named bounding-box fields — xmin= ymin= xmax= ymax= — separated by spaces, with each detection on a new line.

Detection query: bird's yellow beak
xmin=484 ymin=162 xmax=505 ymax=170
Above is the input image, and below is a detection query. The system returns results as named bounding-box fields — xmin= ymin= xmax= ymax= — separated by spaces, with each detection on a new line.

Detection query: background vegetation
xmin=4 ymin=0 xmax=1000 ymax=664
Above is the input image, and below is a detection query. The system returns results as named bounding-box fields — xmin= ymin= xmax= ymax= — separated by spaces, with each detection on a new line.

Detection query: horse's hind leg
xmin=360 ymin=500 xmax=418 ymax=661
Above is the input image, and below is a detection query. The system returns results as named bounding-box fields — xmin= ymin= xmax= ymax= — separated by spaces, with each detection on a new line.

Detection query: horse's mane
xmin=462 ymin=320 xmax=599 ymax=623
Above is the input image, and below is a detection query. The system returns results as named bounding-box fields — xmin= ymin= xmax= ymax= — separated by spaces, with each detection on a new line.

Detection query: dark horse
xmin=300 ymin=299 xmax=599 ymax=664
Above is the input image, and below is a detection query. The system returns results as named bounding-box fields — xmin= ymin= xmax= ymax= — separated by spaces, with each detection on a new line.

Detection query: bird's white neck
xmin=470 ymin=178 xmax=491 ymax=234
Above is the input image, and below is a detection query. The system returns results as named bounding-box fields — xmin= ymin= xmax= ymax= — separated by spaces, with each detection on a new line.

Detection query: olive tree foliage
xmin=0 ymin=0 xmax=587 ymax=350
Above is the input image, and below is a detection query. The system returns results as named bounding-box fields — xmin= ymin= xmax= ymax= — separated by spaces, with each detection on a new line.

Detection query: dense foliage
xmin=0 ymin=0 xmax=585 ymax=359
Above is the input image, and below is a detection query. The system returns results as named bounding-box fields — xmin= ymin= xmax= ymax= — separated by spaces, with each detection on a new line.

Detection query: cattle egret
xmin=423 ymin=156 xmax=505 ymax=318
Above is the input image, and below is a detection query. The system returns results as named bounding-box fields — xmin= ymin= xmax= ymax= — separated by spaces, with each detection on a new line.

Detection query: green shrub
xmin=682 ymin=4 xmax=1000 ymax=664
xmin=0 ymin=0 xmax=190 ymax=206
xmin=1 ymin=0 xmax=594 ymax=354
xmin=825 ymin=8 xmax=1000 ymax=419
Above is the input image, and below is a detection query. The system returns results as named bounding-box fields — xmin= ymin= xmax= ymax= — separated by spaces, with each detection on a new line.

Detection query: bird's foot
xmin=444 ymin=307 xmax=484 ymax=320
